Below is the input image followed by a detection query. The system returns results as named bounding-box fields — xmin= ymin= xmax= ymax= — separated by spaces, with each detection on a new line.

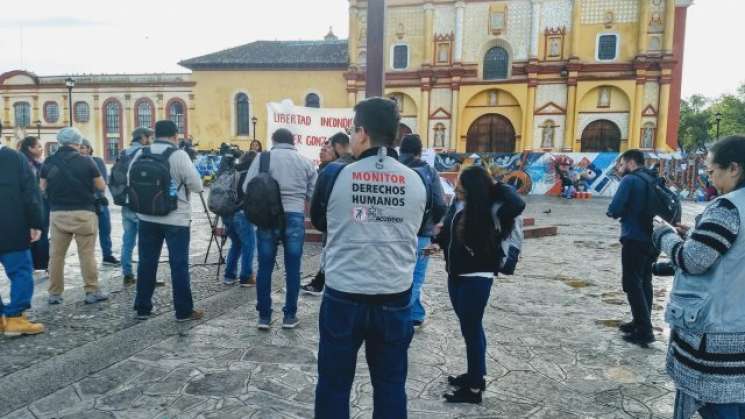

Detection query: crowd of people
xmin=1 ymin=97 xmax=744 ymax=418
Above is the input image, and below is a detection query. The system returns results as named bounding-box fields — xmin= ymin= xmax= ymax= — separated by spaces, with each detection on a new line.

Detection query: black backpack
xmin=109 ymin=149 xmax=134 ymax=206
xmin=243 ymin=152 xmax=285 ymax=229
xmin=127 ymin=147 xmax=179 ymax=216
xmin=633 ymin=171 xmax=682 ymax=224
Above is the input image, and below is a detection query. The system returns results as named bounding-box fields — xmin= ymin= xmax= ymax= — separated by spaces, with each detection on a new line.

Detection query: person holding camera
xmin=80 ymin=139 xmax=120 ymax=266
xmin=652 ymin=136 xmax=745 ymax=419
xmin=40 ymin=128 xmax=109 ymax=305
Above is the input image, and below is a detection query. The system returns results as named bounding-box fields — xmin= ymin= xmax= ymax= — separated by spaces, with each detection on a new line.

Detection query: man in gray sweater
xmin=242 ymin=128 xmax=317 ymax=329
xmin=133 ymin=120 xmax=204 ymax=322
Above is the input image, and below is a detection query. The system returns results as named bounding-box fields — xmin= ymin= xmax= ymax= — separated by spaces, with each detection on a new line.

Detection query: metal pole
xmin=365 ymin=0 xmax=386 ymax=98
xmin=252 ymin=120 xmax=257 ymax=141
xmin=67 ymin=87 xmax=73 ymax=127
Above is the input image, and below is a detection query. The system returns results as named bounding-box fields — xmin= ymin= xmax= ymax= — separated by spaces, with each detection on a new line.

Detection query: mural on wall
xmin=433 ymin=151 xmax=712 ymax=199
xmin=196 ymin=150 xmax=712 ymax=201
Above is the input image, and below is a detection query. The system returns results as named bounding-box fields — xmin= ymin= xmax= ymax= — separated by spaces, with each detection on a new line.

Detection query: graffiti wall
xmin=196 ymin=151 xmax=712 ymax=200
xmin=434 ymin=151 xmax=711 ymax=199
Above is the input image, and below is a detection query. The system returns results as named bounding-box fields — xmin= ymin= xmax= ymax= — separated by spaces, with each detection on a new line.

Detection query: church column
xmin=61 ymin=95 xmax=70 ymax=127
xmin=349 ymin=2 xmax=359 ymax=66
xmin=570 ymin=0 xmax=581 ymax=58
xmin=530 ymin=1 xmax=542 ymax=59
xmin=92 ymin=94 xmax=101 ymax=153
xmin=454 ymin=1 xmax=465 ymax=62
xmin=637 ymin=0 xmax=650 ymax=53
xmin=663 ymin=0 xmax=675 ymax=53
xmin=347 ymin=89 xmax=357 ymax=107
xmin=523 ymin=83 xmax=537 ymax=152
xmin=424 ymin=3 xmax=435 ymax=65
xmin=657 ymin=75 xmax=672 ymax=149
xmin=564 ymin=77 xmax=578 ymax=151
xmin=32 ymin=95 xmax=40 ymax=126
xmin=3 ymin=96 xmax=10 ymax=127
xmin=450 ymin=81 xmax=460 ymax=150
xmin=630 ymin=72 xmax=646 ymax=149
xmin=419 ymin=85 xmax=431 ymax=147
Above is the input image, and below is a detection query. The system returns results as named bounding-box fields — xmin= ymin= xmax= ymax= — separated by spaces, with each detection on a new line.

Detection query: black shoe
xmin=103 ymin=256 xmax=121 ymax=266
xmin=623 ymin=332 xmax=655 ymax=348
xmin=155 ymin=280 xmax=166 ymax=288
xmin=123 ymin=274 xmax=136 ymax=286
xmin=412 ymin=320 xmax=424 ymax=329
xmin=448 ymin=374 xmax=486 ymax=390
xmin=618 ymin=321 xmax=635 ymax=334
xmin=444 ymin=387 xmax=482 ymax=404
xmin=301 ymin=283 xmax=323 ymax=296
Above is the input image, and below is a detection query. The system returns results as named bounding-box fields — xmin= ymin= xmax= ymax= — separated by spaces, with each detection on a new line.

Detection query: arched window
xmin=43 ymin=101 xmax=59 ymax=124
xmin=135 ymin=98 xmax=154 ymax=129
xmin=305 ymin=93 xmax=320 ymax=108
xmin=484 ymin=47 xmax=509 ymax=80
xmin=74 ymin=101 xmax=90 ymax=123
xmin=14 ymin=102 xmax=31 ymax=128
xmin=167 ymin=99 xmax=187 ymax=136
xmin=103 ymin=99 xmax=122 ymax=161
xmin=235 ymin=93 xmax=250 ymax=136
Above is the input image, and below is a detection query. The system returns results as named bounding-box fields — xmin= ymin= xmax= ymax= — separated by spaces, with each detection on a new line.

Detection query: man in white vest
xmin=310 ymin=97 xmax=427 ymax=418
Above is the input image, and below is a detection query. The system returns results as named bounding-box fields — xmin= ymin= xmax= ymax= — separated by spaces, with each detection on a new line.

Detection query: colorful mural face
xmin=434 ymin=151 xmax=711 ymax=199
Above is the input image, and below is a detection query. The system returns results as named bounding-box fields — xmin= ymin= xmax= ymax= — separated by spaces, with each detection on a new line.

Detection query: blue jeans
xmin=448 ymin=275 xmax=493 ymax=388
xmin=97 ymin=205 xmax=113 ymax=258
xmin=255 ymin=212 xmax=304 ymax=319
xmin=121 ymin=207 xmax=138 ymax=277
xmin=315 ymin=287 xmax=414 ymax=419
xmin=0 ymin=250 xmax=34 ymax=317
xmin=223 ymin=211 xmax=256 ymax=281
xmin=699 ymin=403 xmax=745 ymax=419
xmin=134 ymin=221 xmax=194 ymax=319
xmin=410 ymin=236 xmax=431 ymax=322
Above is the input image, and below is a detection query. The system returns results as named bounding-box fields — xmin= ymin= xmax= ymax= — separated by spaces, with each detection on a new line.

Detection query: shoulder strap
xmin=412 ymin=166 xmax=433 ymax=212
xmin=259 ymin=152 xmax=270 ymax=173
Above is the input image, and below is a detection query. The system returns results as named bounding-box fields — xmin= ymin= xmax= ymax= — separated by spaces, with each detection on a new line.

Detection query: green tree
xmin=678 ymin=97 xmax=712 ymax=152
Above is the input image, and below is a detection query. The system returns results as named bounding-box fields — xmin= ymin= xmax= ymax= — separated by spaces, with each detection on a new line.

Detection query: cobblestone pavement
xmin=1 ymin=197 xmax=707 ymax=418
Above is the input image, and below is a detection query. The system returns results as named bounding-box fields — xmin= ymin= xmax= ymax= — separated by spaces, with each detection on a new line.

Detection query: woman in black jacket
xmin=433 ymin=165 xmax=525 ymax=404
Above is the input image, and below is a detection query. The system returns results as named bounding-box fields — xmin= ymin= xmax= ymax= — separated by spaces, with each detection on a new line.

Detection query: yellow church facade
xmin=182 ymin=0 xmax=693 ymax=153
xmin=1 ymin=0 xmax=693 ymax=157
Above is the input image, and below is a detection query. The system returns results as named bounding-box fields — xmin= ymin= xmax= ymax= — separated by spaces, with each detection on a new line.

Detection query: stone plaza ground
xmin=0 ymin=197 xmax=706 ymax=419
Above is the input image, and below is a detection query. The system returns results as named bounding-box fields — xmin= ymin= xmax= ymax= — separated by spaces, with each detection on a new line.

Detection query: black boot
xmin=618 ymin=321 xmax=635 ymax=334
xmin=447 ymin=374 xmax=486 ymax=390
xmin=444 ymin=386 xmax=482 ymax=404
xmin=623 ymin=330 xmax=655 ymax=348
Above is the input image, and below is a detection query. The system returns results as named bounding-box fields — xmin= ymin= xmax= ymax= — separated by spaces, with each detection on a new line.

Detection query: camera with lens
xmin=652 ymin=261 xmax=675 ymax=277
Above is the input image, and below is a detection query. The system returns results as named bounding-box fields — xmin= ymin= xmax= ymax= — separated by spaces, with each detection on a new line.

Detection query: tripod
xmin=198 ymin=192 xmax=228 ymax=281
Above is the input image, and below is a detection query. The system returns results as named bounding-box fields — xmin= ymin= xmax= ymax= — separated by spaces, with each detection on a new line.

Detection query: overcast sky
xmin=0 ymin=0 xmax=737 ymax=100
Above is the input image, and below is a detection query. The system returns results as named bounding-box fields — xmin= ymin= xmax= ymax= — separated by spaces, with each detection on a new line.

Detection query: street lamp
xmin=35 ymin=120 xmax=41 ymax=138
xmin=65 ymin=77 xmax=75 ymax=127
xmin=251 ymin=116 xmax=258 ymax=141
xmin=715 ymin=111 xmax=723 ymax=140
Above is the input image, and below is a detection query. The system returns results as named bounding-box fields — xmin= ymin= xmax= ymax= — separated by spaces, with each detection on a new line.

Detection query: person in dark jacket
xmin=19 ymin=136 xmax=50 ymax=274
xmin=432 ymin=165 xmax=525 ymax=404
xmin=399 ymin=133 xmax=447 ymax=328
xmin=80 ymin=139 xmax=120 ymax=266
xmin=222 ymin=151 xmax=257 ymax=287
xmin=0 ymin=130 xmax=46 ymax=336
xmin=607 ymin=149 xmax=656 ymax=347
xmin=302 ymin=132 xmax=355 ymax=296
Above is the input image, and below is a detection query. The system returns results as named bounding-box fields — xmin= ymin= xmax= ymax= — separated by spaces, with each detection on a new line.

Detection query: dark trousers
xmin=134 ymin=221 xmax=194 ymax=319
xmin=30 ymin=199 xmax=49 ymax=270
xmin=315 ymin=287 xmax=413 ymax=419
xmin=97 ymin=205 xmax=113 ymax=258
xmin=621 ymin=239 xmax=654 ymax=335
xmin=448 ymin=275 xmax=493 ymax=388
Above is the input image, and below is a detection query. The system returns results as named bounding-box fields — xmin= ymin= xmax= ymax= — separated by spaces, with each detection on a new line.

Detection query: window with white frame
xmin=168 ymin=101 xmax=186 ymax=134
xmin=597 ymin=34 xmax=619 ymax=61
xmin=44 ymin=102 xmax=59 ymax=124
xmin=74 ymin=102 xmax=90 ymax=123
xmin=392 ymin=44 xmax=408 ymax=70
xmin=14 ymin=102 xmax=31 ymax=128
xmin=136 ymin=100 xmax=154 ymax=129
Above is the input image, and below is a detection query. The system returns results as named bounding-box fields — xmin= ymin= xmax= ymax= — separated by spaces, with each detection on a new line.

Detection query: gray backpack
xmin=207 ymin=168 xmax=242 ymax=216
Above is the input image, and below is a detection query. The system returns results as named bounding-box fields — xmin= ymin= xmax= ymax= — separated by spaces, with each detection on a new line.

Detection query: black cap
xmin=132 ymin=127 xmax=154 ymax=143
xmin=155 ymin=120 xmax=178 ymax=138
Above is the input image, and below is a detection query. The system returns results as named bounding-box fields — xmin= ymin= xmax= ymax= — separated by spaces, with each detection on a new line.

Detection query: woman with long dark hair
xmin=653 ymin=136 xmax=745 ymax=419
xmin=433 ymin=165 xmax=525 ymax=404
xmin=249 ymin=140 xmax=263 ymax=153
xmin=19 ymin=136 xmax=49 ymax=274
